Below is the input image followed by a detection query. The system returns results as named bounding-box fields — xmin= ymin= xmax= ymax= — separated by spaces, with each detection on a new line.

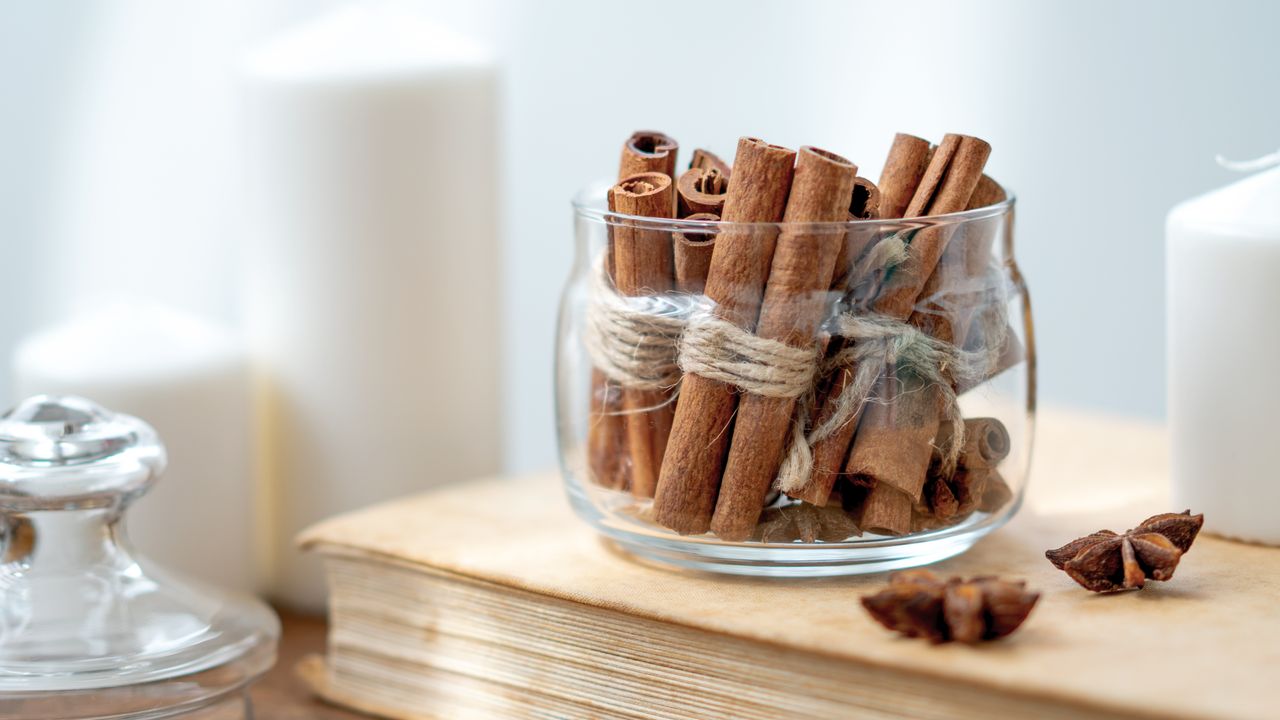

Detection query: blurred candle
xmin=1167 ymin=162 xmax=1280 ymax=546
xmin=12 ymin=305 xmax=262 ymax=592
xmin=241 ymin=3 xmax=502 ymax=609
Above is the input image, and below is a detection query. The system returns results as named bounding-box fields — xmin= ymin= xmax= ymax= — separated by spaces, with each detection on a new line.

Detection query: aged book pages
xmin=300 ymin=410 xmax=1280 ymax=720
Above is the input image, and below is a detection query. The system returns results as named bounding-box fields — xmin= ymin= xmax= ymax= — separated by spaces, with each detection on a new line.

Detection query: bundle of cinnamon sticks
xmin=585 ymin=130 xmax=1022 ymax=543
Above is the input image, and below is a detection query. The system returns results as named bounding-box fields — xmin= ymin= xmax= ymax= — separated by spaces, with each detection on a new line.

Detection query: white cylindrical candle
xmin=241 ymin=3 xmax=502 ymax=610
xmin=1167 ymin=163 xmax=1280 ymax=546
xmin=12 ymin=305 xmax=262 ymax=592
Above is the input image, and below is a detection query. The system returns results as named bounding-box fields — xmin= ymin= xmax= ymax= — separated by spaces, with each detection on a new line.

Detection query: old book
xmin=299 ymin=411 xmax=1278 ymax=720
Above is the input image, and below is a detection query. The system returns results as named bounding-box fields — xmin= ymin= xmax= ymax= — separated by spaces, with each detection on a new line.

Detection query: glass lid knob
xmin=0 ymin=395 xmax=166 ymax=512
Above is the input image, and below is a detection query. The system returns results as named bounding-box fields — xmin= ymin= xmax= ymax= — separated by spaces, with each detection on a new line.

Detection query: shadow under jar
xmin=556 ymin=181 xmax=1033 ymax=576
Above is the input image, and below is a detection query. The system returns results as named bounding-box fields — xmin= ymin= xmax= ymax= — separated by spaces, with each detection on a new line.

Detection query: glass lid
xmin=0 ymin=396 xmax=277 ymax=718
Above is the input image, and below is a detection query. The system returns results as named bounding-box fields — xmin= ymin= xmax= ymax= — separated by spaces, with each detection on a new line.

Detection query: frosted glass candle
xmin=1167 ymin=165 xmax=1280 ymax=546
xmin=12 ymin=305 xmax=262 ymax=592
xmin=241 ymin=3 xmax=502 ymax=609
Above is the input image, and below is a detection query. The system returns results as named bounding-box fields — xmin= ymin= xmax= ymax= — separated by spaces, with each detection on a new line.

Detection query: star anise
xmin=1045 ymin=510 xmax=1204 ymax=593
xmin=860 ymin=570 xmax=1039 ymax=644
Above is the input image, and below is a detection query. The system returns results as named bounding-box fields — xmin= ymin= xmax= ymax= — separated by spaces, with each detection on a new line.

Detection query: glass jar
xmin=556 ymin=181 xmax=1033 ymax=575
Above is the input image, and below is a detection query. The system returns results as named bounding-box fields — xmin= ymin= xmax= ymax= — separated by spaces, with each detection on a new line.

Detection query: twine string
xmin=583 ymin=256 xmax=687 ymax=393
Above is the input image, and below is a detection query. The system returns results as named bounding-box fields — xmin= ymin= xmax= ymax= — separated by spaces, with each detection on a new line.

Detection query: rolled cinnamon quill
xmin=875 ymin=133 xmax=931 ymax=220
xmin=608 ymin=173 xmax=677 ymax=498
xmin=689 ymin=148 xmax=731 ymax=176
xmin=588 ymin=131 xmax=680 ymax=490
xmin=956 ymin=175 xmax=1028 ymax=393
xmin=673 ymin=213 xmax=718 ymax=294
xmin=711 ymin=147 xmax=858 ymax=541
xmin=787 ymin=134 xmax=977 ymax=506
xmin=654 ymin=137 xmax=796 ymax=535
xmin=844 ymin=375 xmax=939 ymax=503
xmin=840 ymin=134 xmax=992 ymax=505
xmin=933 ymin=417 xmax=1010 ymax=471
xmin=864 ymin=175 xmax=1014 ymax=499
xmin=850 ymin=176 xmax=881 ymax=220
xmin=587 ymin=369 xmax=627 ymax=489
xmin=856 ymin=481 xmax=914 ymax=536
xmin=677 ymin=166 xmax=729 ymax=217
xmin=619 ymin=130 xmax=679 ymax=179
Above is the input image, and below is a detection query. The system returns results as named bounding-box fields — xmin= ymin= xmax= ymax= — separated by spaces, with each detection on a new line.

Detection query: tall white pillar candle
xmin=12 ymin=305 xmax=262 ymax=593
xmin=1167 ymin=163 xmax=1280 ymax=545
xmin=241 ymin=3 xmax=502 ymax=609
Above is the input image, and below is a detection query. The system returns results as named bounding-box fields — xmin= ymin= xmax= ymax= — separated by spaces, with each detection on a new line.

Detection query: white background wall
xmin=2 ymin=0 xmax=1277 ymax=475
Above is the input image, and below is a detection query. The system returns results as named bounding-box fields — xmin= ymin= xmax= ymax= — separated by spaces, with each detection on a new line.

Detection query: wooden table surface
xmin=252 ymin=609 xmax=365 ymax=719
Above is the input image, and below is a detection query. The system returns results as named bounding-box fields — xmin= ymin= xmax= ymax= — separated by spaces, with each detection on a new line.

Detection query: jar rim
xmin=572 ymin=179 xmax=1016 ymax=231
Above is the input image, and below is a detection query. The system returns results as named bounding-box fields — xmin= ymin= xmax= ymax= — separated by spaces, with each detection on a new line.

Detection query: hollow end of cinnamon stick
xmin=850 ymin=176 xmax=881 ymax=220
xmin=677 ymin=167 xmax=729 ymax=217
xmin=620 ymin=130 xmax=679 ymax=180
xmin=936 ymin=415 xmax=1013 ymax=471
xmin=611 ymin=171 xmax=675 ymax=215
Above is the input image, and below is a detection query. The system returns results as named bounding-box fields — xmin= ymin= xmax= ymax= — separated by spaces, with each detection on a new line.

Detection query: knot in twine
xmin=674 ymin=232 xmax=913 ymax=404
xmin=583 ymin=257 xmax=687 ymax=392
xmin=775 ymin=233 xmax=1008 ymax=493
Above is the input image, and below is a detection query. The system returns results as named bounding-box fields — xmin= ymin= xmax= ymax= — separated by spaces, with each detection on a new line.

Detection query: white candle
xmin=1167 ymin=163 xmax=1280 ymax=546
xmin=11 ymin=305 xmax=262 ymax=592
xmin=241 ymin=3 xmax=502 ymax=609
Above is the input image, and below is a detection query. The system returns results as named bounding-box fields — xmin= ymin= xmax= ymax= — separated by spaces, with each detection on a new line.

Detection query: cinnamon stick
xmin=844 ymin=375 xmax=938 ymax=502
xmin=608 ymin=172 xmax=677 ymax=498
xmin=673 ymin=213 xmax=718 ymax=294
xmin=587 ymin=369 xmax=627 ymax=489
xmin=786 ymin=136 xmax=955 ymax=506
xmin=860 ymin=173 xmax=1011 ymax=499
xmin=850 ymin=176 xmax=881 ymax=220
xmin=918 ymin=418 xmax=1011 ymax=524
xmin=875 ymin=133 xmax=931 ymax=220
xmin=856 ymin=481 xmax=913 ymax=535
xmin=588 ymin=131 xmax=680 ymax=490
xmin=654 ymin=137 xmax=796 ymax=535
xmin=677 ymin=167 xmax=729 ymax=217
xmin=619 ymin=130 xmax=679 ymax=179
xmin=905 ymin=173 xmax=1003 ymax=353
xmin=689 ymin=148 xmax=731 ymax=176
xmin=955 ymin=174 xmax=1026 ymax=392
xmin=933 ymin=417 xmax=1010 ymax=471
xmin=883 ymin=133 xmax=992 ymax=313
xmin=841 ymin=134 xmax=991 ymax=502
xmin=711 ymin=147 xmax=858 ymax=540
xmin=966 ymin=174 xmax=1006 ymax=212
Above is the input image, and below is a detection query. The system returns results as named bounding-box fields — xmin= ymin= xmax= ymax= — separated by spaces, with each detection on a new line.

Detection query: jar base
xmin=565 ymin=478 xmax=1017 ymax=577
